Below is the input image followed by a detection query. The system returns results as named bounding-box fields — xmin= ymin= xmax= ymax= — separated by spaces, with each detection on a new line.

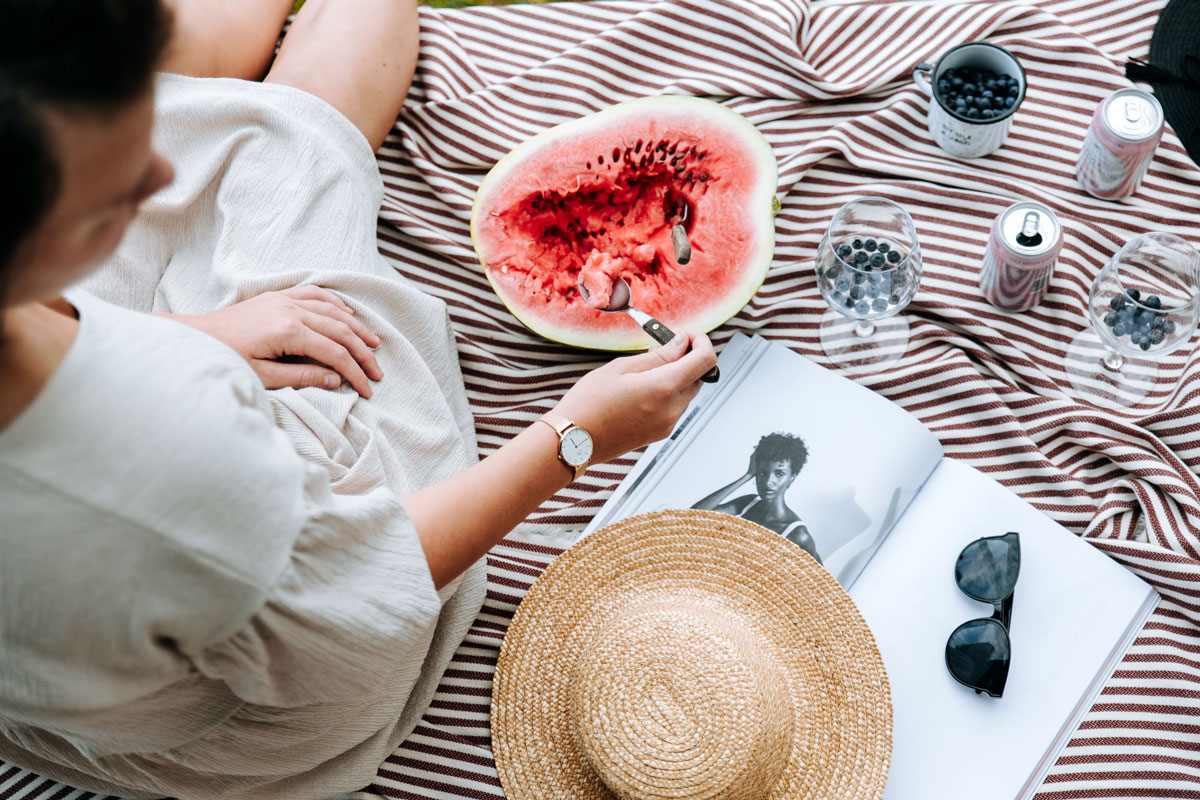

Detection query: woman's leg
xmin=160 ymin=0 xmax=294 ymax=80
xmin=265 ymin=0 xmax=420 ymax=151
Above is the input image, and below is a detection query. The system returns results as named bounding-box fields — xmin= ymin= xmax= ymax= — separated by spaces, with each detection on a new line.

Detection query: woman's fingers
xmin=283 ymin=284 xmax=356 ymax=316
xmin=298 ymin=309 xmax=383 ymax=381
xmin=252 ymin=360 xmax=343 ymax=391
xmin=288 ymin=323 xmax=376 ymax=397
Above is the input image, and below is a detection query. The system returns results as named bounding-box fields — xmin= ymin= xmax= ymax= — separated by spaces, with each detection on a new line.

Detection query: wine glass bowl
xmin=1068 ymin=231 xmax=1200 ymax=409
xmin=1087 ymin=233 xmax=1200 ymax=364
xmin=815 ymin=197 xmax=923 ymax=372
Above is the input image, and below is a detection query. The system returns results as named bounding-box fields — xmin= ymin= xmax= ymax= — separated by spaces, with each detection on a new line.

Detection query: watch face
xmin=561 ymin=426 xmax=594 ymax=467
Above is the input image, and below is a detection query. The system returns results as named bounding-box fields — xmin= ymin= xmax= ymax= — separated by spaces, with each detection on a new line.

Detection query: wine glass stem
xmin=1102 ymin=348 xmax=1124 ymax=372
xmin=854 ymin=320 xmax=876 ymax=338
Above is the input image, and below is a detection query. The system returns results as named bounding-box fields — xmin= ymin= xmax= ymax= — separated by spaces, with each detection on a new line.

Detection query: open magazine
xmin=586 ymin=334 xmax=1158 ymax=800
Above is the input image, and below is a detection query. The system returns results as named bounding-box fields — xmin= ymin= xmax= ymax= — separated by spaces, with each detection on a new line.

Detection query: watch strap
xmin=537 ymin=414 xmax=589 ymax=481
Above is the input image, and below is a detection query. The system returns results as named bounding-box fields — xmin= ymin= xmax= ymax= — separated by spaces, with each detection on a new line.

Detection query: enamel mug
xmin=912 ymin=43 xmax=1027 ymax=158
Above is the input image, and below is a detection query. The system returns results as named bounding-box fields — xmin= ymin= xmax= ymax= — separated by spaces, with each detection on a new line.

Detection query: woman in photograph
xmin=692 ymin=432 xmax=821 ymax=563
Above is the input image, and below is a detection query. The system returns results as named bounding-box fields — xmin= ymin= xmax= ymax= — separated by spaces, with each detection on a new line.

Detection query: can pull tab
xmin=1015 ymin=211 xmax=1043 ymax=247
xmin=1124 ymin=100 xmax=1142 ymax=123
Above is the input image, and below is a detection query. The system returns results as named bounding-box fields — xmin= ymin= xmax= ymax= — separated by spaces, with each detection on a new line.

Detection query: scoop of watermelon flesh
xmin=496 ymin=168 xmax=700 ymax=314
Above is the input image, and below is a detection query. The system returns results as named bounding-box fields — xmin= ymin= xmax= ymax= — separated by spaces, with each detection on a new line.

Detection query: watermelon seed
xmin=672 ymin=224 xmax=692 ymax=265
xmin=597 ymin=155 xmax=604 ymax=165
xmin=612 ymin=148 xmax=621 ymax=163
xmin=586 ymin=161 xmax=592 ymax=169
xmin=635 ymin=139 xmax=644 ymax=153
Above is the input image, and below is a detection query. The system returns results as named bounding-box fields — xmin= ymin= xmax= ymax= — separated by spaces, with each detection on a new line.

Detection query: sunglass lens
xmin=945 ymin=618 xmax=1011 ymax=697
xmin=954 ymin=531 xmax=1020 ymax=603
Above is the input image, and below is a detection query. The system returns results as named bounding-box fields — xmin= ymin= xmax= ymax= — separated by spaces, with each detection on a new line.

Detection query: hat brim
xmin=492 ymin=509 xmax=893 ymax=800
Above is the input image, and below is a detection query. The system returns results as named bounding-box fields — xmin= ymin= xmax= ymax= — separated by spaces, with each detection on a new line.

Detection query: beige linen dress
xmin=0 ymin=75 xmax=486 ymax=799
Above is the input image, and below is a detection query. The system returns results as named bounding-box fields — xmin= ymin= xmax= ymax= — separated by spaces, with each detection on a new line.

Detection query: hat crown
xmin=568 ymin=597 xmax=795 ymax=800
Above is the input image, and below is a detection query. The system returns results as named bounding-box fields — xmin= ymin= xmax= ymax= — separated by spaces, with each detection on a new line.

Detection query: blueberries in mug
xmin=855 ymin=300 xmax=871 ymax=315
xmin=854 ymin=251 xmax=869 ymax=265
xmin=1126 ymin=287 xmax=1141 ymax=301
xmin=838 ymin=243 xmax=853 ymax=260
xmin=877 ymin=242 xmax=890 ymax=253
xmin=872 ymin=297 xmax=889 ymax=312
xmin=870 ymin=253 xmax=885 ymax=268
xmin=852 ymin=238 xmax=863 ymax=249
xmin=864 ymin=238 xmax=877 ymax=251
xmin=937 ymin=66 xmax=1019 ymax=119
xmin=887 ymin=250 xmax=902 ymax=264
xmin=1110 ymin=295 xmax=1126 ymax=311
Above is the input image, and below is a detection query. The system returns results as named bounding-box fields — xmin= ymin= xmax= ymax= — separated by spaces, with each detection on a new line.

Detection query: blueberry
xmin=1150 ymin=329 xmax=1165 ymax=344
xmin=855 ymin=300 xmax=870 ymax=315
xmin=951 ymin=77 xmax=964 ymax=89
xmin=1110 ymin=296 xmax=1126 ymax=311
xmin=1113 ymin=322 xmax=1128 ymax=336
xmin=877 ymin=242 xmax=890 ymax=253
xmin=851 ymin=285 xmax=865 ymax=300
xmin=1004 ymin=96 xmax=1016 ymax=108
xmin=845 ymin=296 xmax=855 ymax=308
xmin=1165 ymin=319 xmax=1176 ymax=334
xmin=835 ymin=277 xmax=851 ymax=293
xmin=852 ymin=238 xmax=863 ymax=249
xmin=837 ymin=244 xmax=852 ymax=259
xmin=830 ymin=290 xmax=846 ymax=305
xmin=1126 ymin=287 xmax=1141 ymax=301
xmin=1008 ymin=84 xmax=1019 ymax=97
xmin=1130 ymin=331 xmax=1144 ymax=345
xmin=1137 ymin=308 xmax=1156 ymax=324
xmin=964 ymin=95 xmax=977 ymax=107
xmin=853 ymin=271 xmax=865 ymax=285
xmin=887 ymin=250 xmax=902 ymax=264
xmin=1146 ymin=295 xmax=1162 ymax=309
xmin=878 ymin=276 xmax=892 ymax=294
xmin=1139 ymin=340 xmax=1151 ymax=351
xmin=890 ymin=292 xmax=903 ymax=304
xmin=870 ymin=253 xmax=885 ymax=268
xmin=938 ymin=80 xmax=951 ymax=96
xmin=982 ymin=109 xmax=995 ymax=119
xmin=872 ymin=297 xmax=889 ymax=312
xmin=967 ymin=108 xmax=981 ymax=119
xmin=982 ymin=90 xmax=994 ymax=100
xmin=963 ymin=82 xmax=977 ymax=94
xmin=854 ymin=251 xmax=868 ymax=265
xmin=1104 ymin=311 xmax=1118 ymax=326
xmin=866 ymin=284 xmax=880 ymax=299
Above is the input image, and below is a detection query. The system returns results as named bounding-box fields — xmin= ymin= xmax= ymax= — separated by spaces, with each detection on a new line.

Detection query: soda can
xmin=980 ymin=201 xmax=1062 ymax=311
xmin=1076 ymin=88 xmax=1163 ymax=200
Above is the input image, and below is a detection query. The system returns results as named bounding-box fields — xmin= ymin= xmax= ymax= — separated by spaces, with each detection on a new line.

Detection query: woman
xmin=0 ymin=2 xmax=715 ymax=799
xmin=692 ymin=432 xmax=821 ymax=562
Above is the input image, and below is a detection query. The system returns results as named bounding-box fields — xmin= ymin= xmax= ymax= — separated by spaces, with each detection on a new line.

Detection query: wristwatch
xmin=537 ymin=413 xmax=594 ymax=481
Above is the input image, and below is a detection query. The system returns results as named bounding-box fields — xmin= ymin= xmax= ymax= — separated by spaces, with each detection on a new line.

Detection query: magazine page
xmin=587 ymin=334 xmax=943 ymax=587
xmin=850 ymin=458 xmax=1157 ymax=800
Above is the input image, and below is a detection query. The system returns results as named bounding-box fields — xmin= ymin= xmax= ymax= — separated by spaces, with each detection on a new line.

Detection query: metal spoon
xmin=578 ymin=275 xmax=719 ymax=383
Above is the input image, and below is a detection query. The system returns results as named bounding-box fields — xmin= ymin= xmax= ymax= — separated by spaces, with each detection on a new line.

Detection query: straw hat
xmin=491 ymin=509 xmax=892 ymax=800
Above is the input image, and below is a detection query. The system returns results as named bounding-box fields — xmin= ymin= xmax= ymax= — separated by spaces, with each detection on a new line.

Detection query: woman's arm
xmin=404 ymin=333 xmax=717 ymax=589
xmin=692 ymin=448 xmax=756 ymax=511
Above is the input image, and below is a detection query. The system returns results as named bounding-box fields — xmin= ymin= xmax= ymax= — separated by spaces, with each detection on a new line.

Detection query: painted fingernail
xmin=323 ymin=374 xmax=340 ymax=388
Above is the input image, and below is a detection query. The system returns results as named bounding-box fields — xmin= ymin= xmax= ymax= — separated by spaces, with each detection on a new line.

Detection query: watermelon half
xmin=470 ymin=96 xmax=778 ymax=351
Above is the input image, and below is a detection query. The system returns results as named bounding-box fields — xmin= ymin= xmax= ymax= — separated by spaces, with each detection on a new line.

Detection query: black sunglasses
xmin=945 ymin=531 xmax=1020 ymax=698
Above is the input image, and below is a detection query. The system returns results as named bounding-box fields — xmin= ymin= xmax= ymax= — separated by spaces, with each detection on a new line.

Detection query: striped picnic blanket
xmin=4 ymin=0 xmax=1199 ymax=798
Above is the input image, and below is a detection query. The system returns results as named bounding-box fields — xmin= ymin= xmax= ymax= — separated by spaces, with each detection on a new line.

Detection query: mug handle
xmin=912 ymin=62 xmax=934 ymax=96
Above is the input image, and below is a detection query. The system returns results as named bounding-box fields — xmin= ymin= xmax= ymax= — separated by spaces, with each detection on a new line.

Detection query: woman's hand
xmin=162 ymin=286 xmax=383 ymax=397
xmin=553 ymin=332 xmax=717 ymax=464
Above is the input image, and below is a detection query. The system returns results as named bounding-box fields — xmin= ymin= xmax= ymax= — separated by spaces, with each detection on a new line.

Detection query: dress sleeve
xmin=191 ymin=465 xmax=443 ymax=708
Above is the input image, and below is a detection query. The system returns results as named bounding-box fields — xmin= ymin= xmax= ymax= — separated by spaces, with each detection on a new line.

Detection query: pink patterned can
xmin=1076 ymin=88 xmax=1163 ymax=200
xmin=980 ymin=201 xmax=1062 ymax=312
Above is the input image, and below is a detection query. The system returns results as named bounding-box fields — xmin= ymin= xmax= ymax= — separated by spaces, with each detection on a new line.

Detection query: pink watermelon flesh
xmin=474 ymin=101 xmax=773 ymax=350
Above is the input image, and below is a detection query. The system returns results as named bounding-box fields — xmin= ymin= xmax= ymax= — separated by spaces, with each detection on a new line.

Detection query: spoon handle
xmin=626 ymin=309 xmax=720 ymax=383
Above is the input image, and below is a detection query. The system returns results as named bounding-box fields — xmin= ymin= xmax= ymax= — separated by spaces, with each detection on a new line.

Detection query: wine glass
xmin=1066 ymin=232 xmax=1200 ymax=410
xmin=815 ymin=197 xmax=923 ymax=373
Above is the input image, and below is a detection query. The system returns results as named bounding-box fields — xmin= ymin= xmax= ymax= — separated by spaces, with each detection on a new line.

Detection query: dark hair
xmin=0 ymin=0 xmax=172 ymax=275
xmin=754 ymin=432 xmax=809 ymax=474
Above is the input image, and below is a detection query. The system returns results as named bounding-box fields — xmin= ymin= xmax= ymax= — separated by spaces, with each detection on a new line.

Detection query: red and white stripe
xmin=6 ymin=0 xmax=1199 ymax=797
